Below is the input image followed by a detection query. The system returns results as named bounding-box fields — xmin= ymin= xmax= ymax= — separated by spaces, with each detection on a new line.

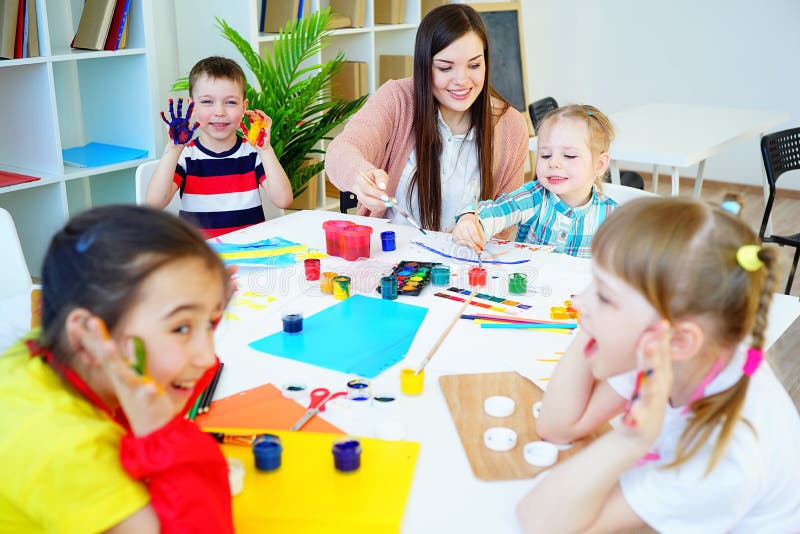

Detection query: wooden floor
xmin=635 ymin=172 xmax=800 ymax=410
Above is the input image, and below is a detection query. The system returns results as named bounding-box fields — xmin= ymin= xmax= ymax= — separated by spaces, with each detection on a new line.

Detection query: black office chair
xmin=759 ymin=127 xmax=800 ymax=294
xmin=528 ymin=96 xmax=559 ymax=131
xmin=339 ymin=190 xmax=358 ymax=214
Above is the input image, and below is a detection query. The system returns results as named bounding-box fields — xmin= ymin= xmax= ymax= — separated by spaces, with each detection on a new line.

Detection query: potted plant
xmin=173 ymin=9 xmax=367 ymax=208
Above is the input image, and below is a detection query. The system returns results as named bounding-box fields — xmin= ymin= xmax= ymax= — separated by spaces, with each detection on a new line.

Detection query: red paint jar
xmin=468 ymin=267 xmax=487 ymax=287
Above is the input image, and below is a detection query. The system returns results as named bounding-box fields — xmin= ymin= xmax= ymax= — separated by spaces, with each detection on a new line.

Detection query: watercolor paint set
xmin=377 ymin=261 xmax=440 ymax=296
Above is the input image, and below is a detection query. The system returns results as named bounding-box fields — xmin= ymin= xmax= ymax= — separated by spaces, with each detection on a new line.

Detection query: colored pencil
xmin=200 ymin=362 xmax=224 ymax=414
xmin=187 ymin=395 xmax=202 ymax=421
xmin=479 ymin=322 xmax=577 ymax=330
xmin=461 ymin=314 xmax=565 ymax=325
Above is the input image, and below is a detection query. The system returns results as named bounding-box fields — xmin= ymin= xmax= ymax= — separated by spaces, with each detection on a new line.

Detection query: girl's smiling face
xmin=573 ymin=264 xmax=660 ymax=380
xmin=113 ymin=257 xmax=224 ymax=413
xmin=536 ymin=117 xmax=609 ymax=208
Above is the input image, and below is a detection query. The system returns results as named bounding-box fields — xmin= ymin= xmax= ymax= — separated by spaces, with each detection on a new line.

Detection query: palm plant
xmin=173 ymin=9 xmax=367 ymax=197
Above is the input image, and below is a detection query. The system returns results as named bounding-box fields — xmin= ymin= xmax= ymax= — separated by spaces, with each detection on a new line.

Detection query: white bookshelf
xmin=173 ymin=0 xmax=422 ymax=210
xmin=0 ymin=0 xmax=159 ymax=276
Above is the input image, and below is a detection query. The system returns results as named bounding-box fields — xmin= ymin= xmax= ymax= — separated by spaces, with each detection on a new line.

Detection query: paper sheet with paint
xmin=249 ymin=295 xmax=428 ymax=378
xmin=211 ymin=237 xmax=311 ymax=267
xmin=216 ymin=429 xmax=420 ymax=533
xmin=412 ymin=234 xmax=553 ymax=265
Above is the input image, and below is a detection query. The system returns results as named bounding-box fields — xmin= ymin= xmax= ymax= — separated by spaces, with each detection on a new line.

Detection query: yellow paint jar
xmin=400 ymin=368 xmax=424 ymax=395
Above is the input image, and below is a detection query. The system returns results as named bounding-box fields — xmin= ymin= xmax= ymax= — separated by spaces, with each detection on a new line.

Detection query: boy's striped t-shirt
xmin=174 ymin=137 xmax=266 ymax=238
xmin=470 ymin=180 xmax=618 ymax=258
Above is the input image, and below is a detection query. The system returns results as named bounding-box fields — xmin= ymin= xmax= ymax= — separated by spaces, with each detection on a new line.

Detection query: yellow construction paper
xmin=212 ymin=428 xmax=420 ymax=533
xmin=219 ymin=244 xmax=308 ymax=260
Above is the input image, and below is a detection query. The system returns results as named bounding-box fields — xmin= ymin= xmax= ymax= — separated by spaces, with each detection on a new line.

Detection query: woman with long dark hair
xmin=325 ymin=4 xmax=528 ymax=232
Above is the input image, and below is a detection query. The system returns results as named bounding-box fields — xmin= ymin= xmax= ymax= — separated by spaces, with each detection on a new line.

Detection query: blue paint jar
xmin=332 ymin=438 xmax=362 ymax=472
xmin=380 ymin=231 xmax=396 ymax=251
xmin=282 ymin=312 xmax=303 ymax=334
xmin=253 ymin=434 xmax=283 ymax=471
xmin=381 ymin=275 xmax=398 ymax=300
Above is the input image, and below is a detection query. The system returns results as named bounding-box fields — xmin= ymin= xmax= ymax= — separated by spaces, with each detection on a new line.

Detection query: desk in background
xmin=529 ymin=103 xmax=788 ymax=197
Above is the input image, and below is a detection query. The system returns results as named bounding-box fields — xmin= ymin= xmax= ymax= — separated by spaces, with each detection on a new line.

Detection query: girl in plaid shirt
xmin=452 ymin=105 xmax=617 ymax=258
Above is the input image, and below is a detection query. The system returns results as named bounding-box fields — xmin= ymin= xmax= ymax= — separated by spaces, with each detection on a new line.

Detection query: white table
xmin=529 ymin=103 xmax=788 ymax=197
xmin=210 ymin=210 xmax=800 ymax=532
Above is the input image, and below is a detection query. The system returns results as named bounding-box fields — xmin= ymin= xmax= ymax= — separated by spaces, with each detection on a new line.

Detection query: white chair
xmin=135 ymin=160 xmax=181 ymax=215
xmin=0 ymin=208 xmax=32 ymax=300
xmin=601 ymin=182 xmax=658 ymax=205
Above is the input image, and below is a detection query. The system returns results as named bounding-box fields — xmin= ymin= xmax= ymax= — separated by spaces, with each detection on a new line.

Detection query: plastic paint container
xmin=509 ymin=272 xmax=527 ymax=294
xmin=380 ymin=230 xmax=396 ymax=251
xmin=332 ymin=275 xmax=351 ymax=300
xmin=321 ymin=272 xmax=337 ymax=294
xmin=252 ymin=434 xmax=283 ymax=472
xmin=282 ymin=312 xmax=303 ymax=334
xmin=400 ymin=367 xmax=424 ymax=395
xmin=332 ymin=438 xmax=362 ymax=472
xmin=431 ymin=265 xmax=451 ymax=286
xmin=322 ymin=220 xmax=354 ymax=257
xmin=304 ymin=258 xmax=321 ymax=281
xmin=226 ymin=458 xmax=245 ymax=496
xmin=468 ymin=267 xmax=487 ymax=287
xmin=339 ymin=225 xmax=373 ymax=261
xmin=380 ymin=275 xmax=398 ymax=300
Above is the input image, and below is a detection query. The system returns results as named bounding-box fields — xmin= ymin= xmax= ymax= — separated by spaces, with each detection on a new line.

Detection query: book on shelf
xmin=0 ymin=170 xmax=40 ymax=187
xmin=379 ymin=55 xmax=412 ymax=86
xmin=374 ymin=0 xmax=406 ymax=24
xmin=329 ymin=0 xmax=366 ymax=28
xmin=118 ymin=13 xmax=129 ymax=48
xmin=13 ymin=0 xmax=23 ymax=58
xmin=25 ymin=0 xmax=37 ymax=56
xmin=331 ymin=61 xmax=368 ymax=103
xmin=263 ymin=0 xmax=300 ymax=33
xmin=104 ymin=0 xmax=131 ymax=50
xmin=0 ymin=0 xmax=19 ymax=59
xmin=71 ymin=0 xmax=117 ymax=51
xmin=62 ymin=142 xmax=148 ymax=168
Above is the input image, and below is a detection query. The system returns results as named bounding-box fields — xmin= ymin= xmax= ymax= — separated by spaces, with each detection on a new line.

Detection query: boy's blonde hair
xmin=536 ymin=105 xmax=615 ymax=185
xmin=592 ymin=197 xmax=781 ymax=474
xmin=188 ymin=56 xmax=247 ymax=99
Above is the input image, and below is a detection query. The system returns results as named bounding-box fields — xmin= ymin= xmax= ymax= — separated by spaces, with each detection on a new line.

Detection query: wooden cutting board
xmin=439 ymin=371 xmax=609 ymax=481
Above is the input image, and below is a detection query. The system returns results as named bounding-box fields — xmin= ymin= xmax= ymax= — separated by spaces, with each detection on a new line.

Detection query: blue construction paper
xmin=249 ymin=295 xmax=428 ymax=378
xmin=62 ymin=142 xmax=148 ymax=168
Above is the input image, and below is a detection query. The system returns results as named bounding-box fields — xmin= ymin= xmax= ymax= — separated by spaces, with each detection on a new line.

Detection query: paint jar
xmin=339 ymin=225 xmax=373 ymax=261
xmin=322 ymin=220 xmax=354 ymax=257
xmin=332 ymin=438 xmax=362 ymax=472
xmin=321 ymin=271 xmax=337 ymax=294
xmin=509 ymin=272 xmax=527 ymax=294
xmin=252 ymin=434 xmax=282 ymax=472
xmin=488 ymin=274 xmax=502 ymax=295
xmin=332 ymin=275 xmax=351 ymax=300
xmin=431 ymin=265 xmax=451 ymax=286
xmin=304 ymin=258 xmax=321 ymax=281
xmin=347 ymin=378 xmax=371 ymax=392
xmin=468 ymin=267 xmax=488 ymax=287
xmin=281 ymin=312 xmax=303 ymax=334
xmin=400 ymin=367 xmax=424 ymax=395
xmin=380 ymin=275 xmax=398 ymax=300
xmin=380 ymin=230 xmax=396 ymax=252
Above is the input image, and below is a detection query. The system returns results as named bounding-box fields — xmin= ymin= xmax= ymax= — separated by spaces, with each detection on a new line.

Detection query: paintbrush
xmin=358 ymin=171 xmax=427 ymax=235
xmin=472 ymin=177 xmax=483 ymax=268
xmin=415 ymin=290 xmax=477 ymax=375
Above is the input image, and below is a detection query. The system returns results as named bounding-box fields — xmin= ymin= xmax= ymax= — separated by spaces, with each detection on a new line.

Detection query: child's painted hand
xmin=80 ymin=317 xmax=176 ymax=437
xmin=240 ymin=109 xmax=272 ymax=149
xmin=620 ymin=321 xmax=673 ymax=448
xmin=160 ymin=97 xmax=199 ymax=145
xmin=452 ymin=213 xmax=486 ymax=254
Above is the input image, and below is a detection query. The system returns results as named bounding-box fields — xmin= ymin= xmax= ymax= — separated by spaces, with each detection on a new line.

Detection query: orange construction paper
xmin=195 ymin=383 xmax=343 ymax=434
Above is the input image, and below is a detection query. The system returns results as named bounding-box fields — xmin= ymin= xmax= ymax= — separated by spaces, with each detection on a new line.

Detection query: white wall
xmin=520 ymin=0 xmax=800 ymax=189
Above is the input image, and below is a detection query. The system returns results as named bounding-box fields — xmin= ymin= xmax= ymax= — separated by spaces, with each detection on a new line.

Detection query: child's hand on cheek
xmin=81 ymin=317 xmax=176 ymax=437
xmin=620 ymin=321 xmax=673 ymax=448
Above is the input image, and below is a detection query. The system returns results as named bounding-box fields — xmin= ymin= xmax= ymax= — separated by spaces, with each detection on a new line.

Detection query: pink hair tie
xmin=743 ymin=348 xmax=764 ymax=376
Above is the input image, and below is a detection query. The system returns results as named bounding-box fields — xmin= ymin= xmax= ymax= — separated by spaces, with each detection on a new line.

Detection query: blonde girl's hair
xmin=592 ymin=197 xmax=781 ymax=474
xmin=536 ymin=104 xmax=615 ymax=186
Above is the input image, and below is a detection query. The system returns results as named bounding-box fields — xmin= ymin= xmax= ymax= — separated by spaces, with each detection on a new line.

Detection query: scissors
xmin=290 ymin=387 xmax=347 ymax=431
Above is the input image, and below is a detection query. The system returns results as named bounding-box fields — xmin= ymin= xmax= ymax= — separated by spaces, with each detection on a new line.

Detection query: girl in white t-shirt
xmin=518 ymin=197 xmax=800 ymax=533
